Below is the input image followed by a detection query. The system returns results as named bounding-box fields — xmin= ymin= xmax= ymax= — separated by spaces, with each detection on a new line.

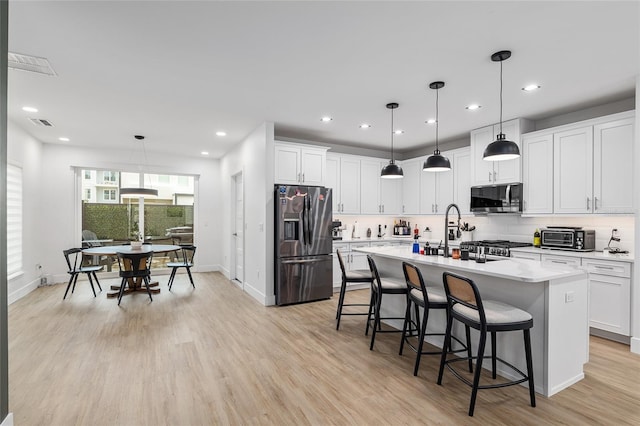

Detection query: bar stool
xmin=399 ymin=262 xmax=471 ymax=377
xmin=335 ymin=249 xmax=374 ymax=330
xmin=437 ymin=272 xmax=536 ymax=417
xmin=366 ymin=255 xmax=409 ymax=351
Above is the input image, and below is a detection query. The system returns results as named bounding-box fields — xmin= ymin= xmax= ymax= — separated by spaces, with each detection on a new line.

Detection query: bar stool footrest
xmin=444 ymin=356 xmax=531 ymax=390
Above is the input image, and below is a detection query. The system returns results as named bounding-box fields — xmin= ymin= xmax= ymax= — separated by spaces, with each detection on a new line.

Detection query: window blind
xmin=7 ymin=164 xmax=23 ymax=279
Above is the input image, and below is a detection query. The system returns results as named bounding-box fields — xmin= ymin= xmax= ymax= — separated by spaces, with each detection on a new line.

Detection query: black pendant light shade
xmin=381 ymin=102 xmax=403 ymax=179
xmin=483 ymin=50 xmax=520 ymax=162
xmin=423 ymin=81 xmax=451 ymax=172
xmin=120 ymin=135 xmax=159 ymax=197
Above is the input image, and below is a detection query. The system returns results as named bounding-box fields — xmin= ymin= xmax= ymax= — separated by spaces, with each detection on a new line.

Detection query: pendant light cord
xmin=390 ymin=107 xmax=395 ymax=162
xmin=499 ymin=59 xmax=503 ymax=135
xmin=435 ymin=87 xmax=439 ymax=151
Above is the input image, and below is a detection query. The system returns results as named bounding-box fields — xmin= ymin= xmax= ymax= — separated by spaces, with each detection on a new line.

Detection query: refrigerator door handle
xmin=306 ymin=195 xmax=313 ymax=247
xmin=281 ymin=258 xmax=328 ymax=264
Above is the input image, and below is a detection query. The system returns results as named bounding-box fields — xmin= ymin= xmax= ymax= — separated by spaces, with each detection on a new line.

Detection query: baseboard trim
xmin=8 ymin=278 xmax=40 ymax=305
xmin=1 ymin=413 xmax=13 ymax=426
xmin=630 ymin=337 xmax=640 ymax=354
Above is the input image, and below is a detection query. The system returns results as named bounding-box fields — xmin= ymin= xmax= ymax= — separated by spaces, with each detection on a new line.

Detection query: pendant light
xmin=423 ymin=81 xmax=451 ymax=172
xmin=380 ymin=102 xmax=404 ymax=179
xmin=483 ymin=50 xmax=520 ymax=161
xmin=120 ymin=135 xmax=159 ymax=197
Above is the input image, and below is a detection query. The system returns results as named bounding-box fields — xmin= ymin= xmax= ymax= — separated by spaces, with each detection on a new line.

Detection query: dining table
xmin=82 ymin=244 xmax=181 ymax=299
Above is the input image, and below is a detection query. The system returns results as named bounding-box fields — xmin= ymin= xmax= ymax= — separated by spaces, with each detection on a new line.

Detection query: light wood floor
xmin=8 ymin=272 xmax=640 ymax=425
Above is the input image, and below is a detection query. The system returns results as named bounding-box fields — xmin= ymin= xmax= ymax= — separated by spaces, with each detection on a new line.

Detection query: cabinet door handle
xmin=586 ymin=197 xmax=591 ymax=210
xmin=551 ymin=260 xmax=568 ymax=264
xmin=382 ymin=205 xmax=385 ymax=213
xmin=594 ymin=265 xmax=614 ymax=270
xmin=402 ymin=205 xmax=405 ymax=213
xmin=594 ymin=197 xmax=598 ymax=210
xmin=493 ymin=171 xmax=497 ymax=182
xmin=489 ymin=172 xmax=492 ymax=182
xmin=435 ymin=204 xmax=438 ymax=213
xmin=301 ymin=173 xmax=305 ymax=182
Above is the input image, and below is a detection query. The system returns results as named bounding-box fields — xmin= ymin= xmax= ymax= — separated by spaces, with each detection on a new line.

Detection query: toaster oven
xmin=540 ymin=227 xmax=595 ymax=251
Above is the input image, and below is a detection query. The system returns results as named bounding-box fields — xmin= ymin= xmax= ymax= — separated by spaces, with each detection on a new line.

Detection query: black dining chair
xmin=116 ymin=251 xmax=153 ymax=305
xmin=167 ymin=245 xmax=196 ymax=290
xmin=62 ymin=248 xmax=103 ymax=299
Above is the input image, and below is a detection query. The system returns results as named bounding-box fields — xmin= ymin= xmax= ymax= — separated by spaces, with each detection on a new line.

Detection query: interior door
xmin=233 ymin=173 xmax=244 ymax=283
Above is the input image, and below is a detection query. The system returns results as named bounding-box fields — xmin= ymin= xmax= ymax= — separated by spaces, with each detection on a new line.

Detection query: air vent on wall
xmin=8 ymin=52 xmax=57 ymax=76
xmin=29 ymin=118 xmax=54 ymax=127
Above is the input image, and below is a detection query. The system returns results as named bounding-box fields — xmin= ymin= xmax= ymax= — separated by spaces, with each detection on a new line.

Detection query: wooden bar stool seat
xmin=335 ymin=249 xmax=374 ymax=330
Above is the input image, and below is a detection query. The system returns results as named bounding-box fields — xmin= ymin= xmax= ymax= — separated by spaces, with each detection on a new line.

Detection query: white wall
xmin=6 ymin=122 xmax=43 ymax=303
xmin=37 ymin=142 xmax=222 ymax=285
xmin=220 ymin=122 xmax=275 ymax=305
xmin=632 ymin=76 xmax=640 ymax=354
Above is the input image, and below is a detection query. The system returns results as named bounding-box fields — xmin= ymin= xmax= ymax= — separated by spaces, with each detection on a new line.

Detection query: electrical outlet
xmin=565 ymin=291 xmax=574 ymax=303
xmin=40 ymin=277 xmax=47 ymax=285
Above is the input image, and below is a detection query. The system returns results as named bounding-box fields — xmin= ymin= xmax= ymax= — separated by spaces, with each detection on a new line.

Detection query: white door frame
xmin=230 ymin=171 xmax=244 ymax=287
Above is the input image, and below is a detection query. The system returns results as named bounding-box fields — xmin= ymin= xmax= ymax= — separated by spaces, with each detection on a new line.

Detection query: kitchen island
xmin=354 ymin=245 xmax=589 ymax=397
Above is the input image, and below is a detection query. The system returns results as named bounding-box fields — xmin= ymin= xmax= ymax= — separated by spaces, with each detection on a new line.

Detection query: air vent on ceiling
xmin=8 ymin=52 xmax=57 ymax=76
xmin=29 ymin=118 xmax=54 ymax=127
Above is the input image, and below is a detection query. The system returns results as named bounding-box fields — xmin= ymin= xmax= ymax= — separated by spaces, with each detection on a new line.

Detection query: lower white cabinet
xmin=511 ymin=251 xmax=541 ymax=261
xmin=539 ymin=254 xmax=631 ymax=337
xmin=583 ymin=259 xmax=631 ymax=336
xmin=332 ymin=242 xmax=371 ymax=288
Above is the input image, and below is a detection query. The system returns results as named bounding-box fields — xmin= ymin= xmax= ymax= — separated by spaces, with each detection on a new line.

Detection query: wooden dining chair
xmin=167 ymin=245 xmax=196 ymax=290
xmin=116 ymin=251 xmax=153 ymax=305
xmin=62 ymin=248 xmax=103 ymax=299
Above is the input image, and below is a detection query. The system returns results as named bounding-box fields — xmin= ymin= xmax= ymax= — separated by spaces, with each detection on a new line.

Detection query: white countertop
xmin=335 ymin=237 xmax=460 ymax=245
xmin=354 ymin=246 xmax=586 ymax=283
xmin=510 ymin=246 xmax=635 ymax=263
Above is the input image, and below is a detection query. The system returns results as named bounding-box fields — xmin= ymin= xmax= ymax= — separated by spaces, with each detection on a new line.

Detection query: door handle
xmin=302 ymin=173 xmax=305 ymax=182
xmin=586 ymin=197 xmax=591 ymax=210
xmin=493 ymin=171 xmax=496 ymax=182
xmin=594 ymin=197 xmax=598 ymax=210
xmin=232 ymin=232 xmax=238 ymax=236
xmin=489 ymin=171 xmax=492 ymax=182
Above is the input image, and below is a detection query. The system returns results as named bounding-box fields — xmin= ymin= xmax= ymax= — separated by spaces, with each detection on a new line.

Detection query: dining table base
xmin=106 ymin=280 xmax=161 ymax=298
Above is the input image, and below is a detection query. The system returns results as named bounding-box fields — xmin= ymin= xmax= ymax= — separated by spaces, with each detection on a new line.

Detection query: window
xmin=84 ymin=189 xmax=91 ymax=200
xmin=7 ymin=164 xmax=23 ymax=279
xmin=178 ymin=176 xmax=189 ymax=186
xmin=103 ymin=189 xmax=116 ymax=200
xmin=84 ymin=170 xmax=91 ymax=179
xmin=102 ymin=171 xmax=117 ymax=182
xmin=158 ymin=175 xmax=170 ymax=184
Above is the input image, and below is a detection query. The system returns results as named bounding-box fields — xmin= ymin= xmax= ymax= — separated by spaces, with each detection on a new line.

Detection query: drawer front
xmin=333 ymin=243 xmax=349 ymax=254
xmin=541 ymin=254 xmax=582 ymax=268
xmin=511 ymin=252 xmax=541 ymax=261
xmin=583 ymin=259 xmax=630 ymax=278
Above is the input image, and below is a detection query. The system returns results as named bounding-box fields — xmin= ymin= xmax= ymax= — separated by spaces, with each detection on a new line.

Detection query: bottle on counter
xmin=534 ymin=229 xmax=541 ymax=247
xmin=414 ymin=224 xmax=419 ymax=239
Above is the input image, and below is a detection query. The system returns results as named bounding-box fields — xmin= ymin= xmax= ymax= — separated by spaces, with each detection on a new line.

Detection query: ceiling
xmin=7 ymin=1 xmax=639 ymax=159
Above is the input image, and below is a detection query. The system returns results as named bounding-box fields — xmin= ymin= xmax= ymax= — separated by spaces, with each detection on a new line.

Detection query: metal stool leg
xmin=524 ymin=329 xmax=536 ymax=407
xmin=469 ymin=329 xmax=487 ymax=417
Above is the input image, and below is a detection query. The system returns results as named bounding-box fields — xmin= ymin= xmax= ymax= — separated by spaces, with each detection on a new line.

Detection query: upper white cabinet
xmin=593 ymin=117 xmax=635 ymax=213
xmin=274 ymin=142 xmax=327 ymax=186
xmin=360 ymin=159 xmax=402 ymax=215
xmin=522 ymin=133 xmax=554 ymax=214
xmin=420 ymin=162 xmax=453 ymax=215
xmin=470 ymin=118 xmax=534 ymax=185
xmin=327 ymin=153 xmax=360 ymax=214
xmin=401 ymin=158 xmax=422 ymax=215
xmin=452 ymin=148 xmax=471 ymax=214
xmin=522 ymin=111 xmax=634 ymax=215
xmin=554 ymin=126 xmax=594 ymax=213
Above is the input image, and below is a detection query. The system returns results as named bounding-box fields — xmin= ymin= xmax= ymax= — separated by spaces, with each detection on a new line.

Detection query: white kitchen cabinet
xmin=593 ymin=117 xmax=635 ymax=213
xmin=522 ymin=133 xmax=554 ymax=214
xmin=360 ymin=159 xmax=382 ymax=214
xmin=419 ymin=158 xmax=453 ymax=215
xmin=401 ymin=158 xmax=422 ymax=215
xmin=274 ymin=142 xmax=327 ymax=186
xmin=584 ymin=259 xmax=631 ymax=336
xmin=470 ymin=118 xmax=533 ymax=185
xmin=327 ymin=154 xmax=361 ymax=214
xmin=553 ymin=126 xmax=594 ymax=214
xmin=360 ymin=159 xmax=401 ymax=215
xmin=452 ymin=148 xmax=471 ymax=214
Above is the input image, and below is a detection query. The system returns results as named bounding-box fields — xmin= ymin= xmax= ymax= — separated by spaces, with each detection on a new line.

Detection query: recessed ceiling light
xmin=58 ymin=137 xmax=70 ymax=142
xmin=215 ymin=131 xmax=226 ymax=137
xmin=522 ymin=84 xmax=541 ymax=92
xmin=426 ymin=118 xmax=436 ymax=124
xmin=466 ymin=104 xmax=481 ymax=110
xmin=22 ymin=106 xmax=38 ymax=113
xmin=394 ymin=129 xmax=404 ymax=135
xmin=359 ymin=123 xmax=371 ymax=129
xmin=320 ymin=116 xmax=332 ymax=122
xmin=201 ymin=151 xmax=209 ymax=156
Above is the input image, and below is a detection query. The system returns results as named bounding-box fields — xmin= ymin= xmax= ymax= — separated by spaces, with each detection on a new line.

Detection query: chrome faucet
xmin=444 ymin=203 xmax=461 ymax=258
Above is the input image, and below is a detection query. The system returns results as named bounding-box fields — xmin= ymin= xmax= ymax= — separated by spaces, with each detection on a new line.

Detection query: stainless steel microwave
xmin=541 ymin=228 xmax=595 ymax=251
xmin=470 ymin=183 xmax=522 ymax=214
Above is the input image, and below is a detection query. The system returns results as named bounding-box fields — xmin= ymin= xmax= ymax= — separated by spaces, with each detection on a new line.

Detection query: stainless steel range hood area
xmin=470 ymin=183 xmax=523 ymax=214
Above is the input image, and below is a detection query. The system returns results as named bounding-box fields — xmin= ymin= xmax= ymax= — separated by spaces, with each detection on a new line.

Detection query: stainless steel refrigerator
xmin=275 ymin=185 xmax=333 ymax=305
